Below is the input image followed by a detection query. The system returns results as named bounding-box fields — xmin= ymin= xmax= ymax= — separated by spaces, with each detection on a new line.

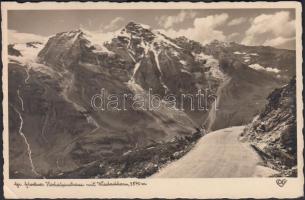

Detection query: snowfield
xmin=249 ymin=63 xmax=281 ymax=73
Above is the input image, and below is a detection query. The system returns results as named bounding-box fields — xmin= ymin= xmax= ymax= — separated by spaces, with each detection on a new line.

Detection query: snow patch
xmin=71 ymin=32 xmax=81 ymax=43
xmin=179 ymin=60 xmax=187 ymax=65
xmin=84 ymin=28 xmax=120 ymax=44
xmin=9 ymin=43 xmax=60 ymax=78
xmin=181 ymin=69 xmax=191 ymax=74
xmin=234 ymin=51 xmax=246 ymax=55
xmin=133 ymin=62 xmax=141 ymax=77
xmin=248 ymin=63 xmax=280 ymax=73
xmin=10 ymin=43 xmax=44 ymax=64
xmin=127 ymin=80 xmax=145 ymax=94
xmin=81 ymin=31 xmax=114 ymax=54
xmin=193 ymin=53 xmax=226 ymax=80
xmin=140 ymin=38 xmax=149 ymax=55
xmin=8 ymin=30 xmax=47 ymax=44
xmin=17 ymin=89 xmax=24 ymax=111
xmin=138 ymin=23 xmax=151 ymax=30
xmin=127 ymin=61 xmax=145 ymax=93
xmin=91 ymin=44 xmax=114 ymax=55
xmin=127 ymin=51 xmax=136 ymax=62
xmin=153 ymin=32 xmax=181 ymax=49
xmin=172 ymin=51 xmax=179 ymax=56
xmin=151 ymin=48 xmax=169 ymax=92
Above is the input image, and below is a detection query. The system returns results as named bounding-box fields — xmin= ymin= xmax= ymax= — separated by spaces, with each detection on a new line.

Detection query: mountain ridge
xmin=7 ymin=21 xmax=296 ymax=178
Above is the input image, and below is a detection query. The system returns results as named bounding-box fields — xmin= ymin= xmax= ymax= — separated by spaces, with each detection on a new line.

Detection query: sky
xmin=8 ymin=9 xmax=296 ymax=50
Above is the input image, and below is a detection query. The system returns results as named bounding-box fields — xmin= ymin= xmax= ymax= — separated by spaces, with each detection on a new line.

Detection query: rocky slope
xmin=8 ymin=24 xmax=206 ymax=178
xmin=241 ymin=77 xmax=297 ymax=177
xmin=54 ymin=129 xmax=205 ymax=178
xmin=176 ymin=38 xmax=287 ymax=130
xmin=8 ymin=22 xmax=295 ymax=178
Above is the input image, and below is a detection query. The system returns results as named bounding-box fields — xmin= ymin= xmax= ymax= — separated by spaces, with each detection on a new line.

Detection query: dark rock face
xmin=175 ymin=36 xmax=205 ymax=54
xmin=26 ymin=42 xmax=43 ymax=48
xmin=8 ymin=44 xmax=22 ymax=57
xmin=104 ymin=22 xmax=208 ymax=97
xmin=242 ymin=77 xmax=297 ymax=176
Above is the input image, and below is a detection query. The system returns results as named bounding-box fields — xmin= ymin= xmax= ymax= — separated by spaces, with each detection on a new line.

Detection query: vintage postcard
xmin=1 ymin=1 xmax=303 ymax=199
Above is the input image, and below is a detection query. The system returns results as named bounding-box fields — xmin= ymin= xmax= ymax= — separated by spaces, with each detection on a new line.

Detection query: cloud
xmin=81 ymin=29 xmax=120 ymax=44
xmin=159 ymin=13 xmax=229 ymax=44
xmin=227 ymin=32 xmax=240 ymax=41
xmin=102 ymin=17 xmax=124 ymax=31
xmin=156 ymin=10 xmax=197 ymax=29
xmin=241 ymin=11 xmax=295 ymax=49
xmin=228 ymin=17 xmax=247 ymax=26
xmin=88 ymin=19 xmax=93 ymax=27
xmin=8 ymin=30 xmax=47 ymax=44
xmin=263 ymin=37 xmax=295 ymax=49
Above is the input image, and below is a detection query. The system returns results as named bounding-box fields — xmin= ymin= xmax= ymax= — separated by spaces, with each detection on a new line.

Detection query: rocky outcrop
xmin=105 ymin=22 xmax=209 ymax=97
xmin=242 ymin=77 xmax=297 ymax=176
xmin=8 ymin=44 xmax=22 ymax=57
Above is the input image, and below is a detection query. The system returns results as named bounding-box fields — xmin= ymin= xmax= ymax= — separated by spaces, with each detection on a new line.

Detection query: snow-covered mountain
xmin=8 ymin=22 xmax=296 ymax=178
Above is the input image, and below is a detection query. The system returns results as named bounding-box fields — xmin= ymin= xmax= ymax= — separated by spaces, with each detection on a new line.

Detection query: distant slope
xmin=208 ymin=55 xmax=282 ymax=130
xmin=175 ymin=38 xmax=291 ymax=130
xmin=204 ymin=40 xmax=295 ymax=81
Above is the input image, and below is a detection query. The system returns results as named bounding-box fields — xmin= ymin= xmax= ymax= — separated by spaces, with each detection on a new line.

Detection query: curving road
xmin=151 ymin=126 xmax=277 ymax=178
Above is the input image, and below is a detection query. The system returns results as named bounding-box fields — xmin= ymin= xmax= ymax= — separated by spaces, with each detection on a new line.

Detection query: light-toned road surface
xmin=152 ymin=126 xmax=277 ymax=178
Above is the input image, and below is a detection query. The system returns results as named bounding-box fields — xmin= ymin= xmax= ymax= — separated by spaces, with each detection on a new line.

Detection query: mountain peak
xmin=125 ymin=21 xmax=151 ymax=31
xmin=208 ymin=39 xmax=231 ymax=48
xmin=54 ymin=28 xmax=90 ymax=41
xmin=115 ymin=21 xmax=156 ymax=44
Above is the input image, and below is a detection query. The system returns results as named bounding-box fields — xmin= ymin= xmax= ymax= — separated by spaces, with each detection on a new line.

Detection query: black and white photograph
xmin=2 ymin=1 xmax=303 ymax=199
